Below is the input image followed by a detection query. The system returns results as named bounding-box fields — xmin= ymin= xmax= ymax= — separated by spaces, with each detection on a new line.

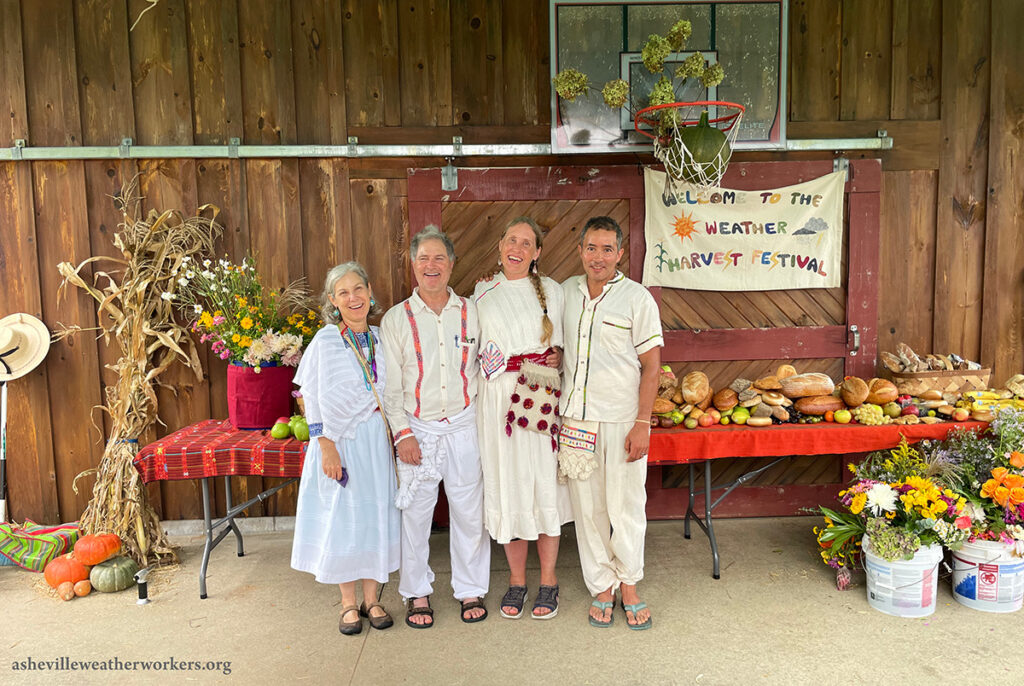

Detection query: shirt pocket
xmin=599 ymin=316 xmax=633 ymax=354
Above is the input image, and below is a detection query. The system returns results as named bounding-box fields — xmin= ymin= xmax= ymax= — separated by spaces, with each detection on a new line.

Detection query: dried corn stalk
xmin=57 ymin=176 xmax=221 ymax=566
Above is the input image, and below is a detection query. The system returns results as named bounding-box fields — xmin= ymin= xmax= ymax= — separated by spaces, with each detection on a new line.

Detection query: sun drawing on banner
xmin=672 ymin=211 xmax=698 ymax=243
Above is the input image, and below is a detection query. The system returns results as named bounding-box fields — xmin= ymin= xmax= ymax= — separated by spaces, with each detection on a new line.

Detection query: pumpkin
xmin=57 ymin=581 xmax=76 ymax=601
xmin=671 ymin=110 xmax=730 ymax=184
xmin=44 ymin=553 xmax=90 ymax=589
xmin=90 ymin=556 xmax=139 ymax=593
xmin=74 ymin=580 xmax=92 ymax=597
xmin=74 ymin=533 xmax=122 ymax=566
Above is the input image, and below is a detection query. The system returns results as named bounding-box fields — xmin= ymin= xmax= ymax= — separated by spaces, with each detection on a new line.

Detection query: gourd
xmin=672 ymin=111 xmax=730 ymax=184
xmin=44 ymin=553 xmax=90 ymax=589
xmin=74 ymin=580 xmax=92 ymax=597
xmin=90 ymin=555 xmax=140 ymax=593
xmin=73 ymin=533 xmax=122 ymax=566
xmin=57 ymin=581 xmax=76 ymax=601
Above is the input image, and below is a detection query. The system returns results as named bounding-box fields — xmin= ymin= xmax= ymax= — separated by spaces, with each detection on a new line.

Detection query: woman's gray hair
xmin=320 ymin=261 xmax=382 ymax=324
xmin=409 ymin=225 xmax=456 ymax=264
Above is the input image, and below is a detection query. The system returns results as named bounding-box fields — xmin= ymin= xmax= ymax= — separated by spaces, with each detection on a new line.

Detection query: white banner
xmin=641 ymin=169 xmax=845 ymax=291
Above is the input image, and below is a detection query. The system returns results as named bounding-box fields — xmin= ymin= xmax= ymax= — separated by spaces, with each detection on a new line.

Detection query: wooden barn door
xmin=407 ymin=160 xmax=881 ymax=518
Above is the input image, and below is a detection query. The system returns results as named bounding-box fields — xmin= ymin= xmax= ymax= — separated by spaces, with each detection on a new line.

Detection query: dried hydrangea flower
xmin=674 ymin=53 xmax=706 ymax=81
xmin=553 ymin=68 xmax=589 ymax=102
xmin=667 ymin=19 xmax=692 ymax=51
xmin=601 ymin=79 xmax=630 ymax=108
xmin=641 ymin=34 xmax=671 ymax=73
xmin=700 ymin=62 xmax=726 ymax=89
xmin=648 ymin=76 xmax=676 ymax=106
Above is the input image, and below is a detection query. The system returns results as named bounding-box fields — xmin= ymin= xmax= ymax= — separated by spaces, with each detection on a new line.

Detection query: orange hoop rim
xmin=634 ymin=100 xmax=745 ymax=141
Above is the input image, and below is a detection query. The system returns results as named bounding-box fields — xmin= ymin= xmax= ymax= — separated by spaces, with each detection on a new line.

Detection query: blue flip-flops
xmin=622 ymin=601 xmax=652 ymax=631
xmin=588 ymin=598 xmax=615 ymax=627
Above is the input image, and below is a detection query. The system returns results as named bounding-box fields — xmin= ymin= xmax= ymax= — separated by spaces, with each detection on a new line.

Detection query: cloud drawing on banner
xmin=793 ymin=217 xmax=829 ymax=236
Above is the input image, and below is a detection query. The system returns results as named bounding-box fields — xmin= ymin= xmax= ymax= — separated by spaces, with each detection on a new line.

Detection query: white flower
xmin=202 ymin=270 xmax=214 ymax=279
xmin=182 ymin=255 xmax=191 ymax=263
xmin=161 ymin=292 xmax=175 ymax=301
xmin=186 ymin=270 xmax=195 ymax=279
xmin=962 ymin=500 xmax=988 ymax=523
xmin=219 ymin=259 xmax=229 ymax=268
xmin=865 ymin=483 xmax=897 ymax=515
xmin=203 ymin=259 xmax=212 ymax=267
xmin=178 ymin=277 xmax=188 ymax=286
xmin=193 ymin=305 xmax=203 ymax=314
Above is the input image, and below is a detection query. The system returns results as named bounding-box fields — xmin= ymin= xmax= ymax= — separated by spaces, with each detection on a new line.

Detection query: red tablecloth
xmin=133 ymin=419 xmax=306 ymax=484
xmin=648 ymin=420 xmax=988 ymax=464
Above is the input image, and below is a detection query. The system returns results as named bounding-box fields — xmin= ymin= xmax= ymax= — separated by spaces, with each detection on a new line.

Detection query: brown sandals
xmin=405 ymin=597 xmax=434 ymax=629
xmin=359 ymin=601 xmax=394 ymax=630
xmin=339 ymin=605 xmax=362 ymax=635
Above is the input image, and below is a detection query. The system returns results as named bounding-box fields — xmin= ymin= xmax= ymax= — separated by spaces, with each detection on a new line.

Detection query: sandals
xmin=459 ymin=598 xmax=488 ymax=623
xmin=588 ymin=598 xmax=615 ymax=628
xmin=359 ymin=601 xmax=394 ymax=630
xmin=405 ymin=597 xmax=434 ymax=629
xmin=339 ymin=604 xmax=363 ymax=635
xmin=499 ymin=585 xmax=528 ymax=619
xmin=622 ymin=601 xmax=652 ymax=631
xmin=531 ymin=584 xmax=559 ymax=620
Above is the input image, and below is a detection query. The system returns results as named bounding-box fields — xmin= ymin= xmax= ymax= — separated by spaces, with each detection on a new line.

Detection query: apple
xmin=731 ymin=407 xmax=750 ymax=425
xmin=270 ymin=422 xmax=292 ymax=439
xmin=882 ymin=402 xmax=902 ymax=419
xmin=833 ymin=409 xmax=852 ymax=424
xmin=901 ymin=405 xmax=920 ymax=417
xmin=684 ymin=417 xmax=698 ymax=430
xmin=275 ymin=416 xmax=291 ymax=425
xmin=698 ymin=413 xmax=715 ymax=428
xmin=705 ymin=408 xmax=721 ymax=423
xmin=720 ymin=416 xmax=730 ymax=425
xmin=952 ymin=407 xmax=970 ymax=422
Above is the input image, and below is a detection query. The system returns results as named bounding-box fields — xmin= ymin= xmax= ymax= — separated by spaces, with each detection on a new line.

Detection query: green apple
xmin=270 ymin=422 xmax=292 ymax=439
xmin=684 ymin=417 xmax=698 ymax=430
xmin=882 ymin=402 xmax=901 ymax=419
xmin=292 ymin=420 xmax=310 ymax=442
xmin=833 ymin=409 xmax=852 ymax=424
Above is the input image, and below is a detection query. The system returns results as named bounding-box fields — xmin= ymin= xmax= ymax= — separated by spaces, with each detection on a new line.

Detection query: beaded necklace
xmin=338 ymin=323 xmax=377 ymax=390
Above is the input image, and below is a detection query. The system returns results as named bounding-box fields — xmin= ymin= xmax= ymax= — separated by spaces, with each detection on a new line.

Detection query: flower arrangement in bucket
xmin=173 ymin=256 xmax=321 ymax=429
xmin=553 ymin=17 xmax=742 ymax=195
xmin=815 ymin=439 xmax=970 ymax=590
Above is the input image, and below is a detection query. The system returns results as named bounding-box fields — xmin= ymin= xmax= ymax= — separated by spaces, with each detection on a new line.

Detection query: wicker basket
xmin=889 ymin=368 xmax=991 ymax=396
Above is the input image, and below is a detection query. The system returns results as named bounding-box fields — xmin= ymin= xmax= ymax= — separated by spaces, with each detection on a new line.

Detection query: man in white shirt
xmin=560 ymin=216 xmax=663 ymax=630
xmin=381 ymin=226 xmax=490 ymax=628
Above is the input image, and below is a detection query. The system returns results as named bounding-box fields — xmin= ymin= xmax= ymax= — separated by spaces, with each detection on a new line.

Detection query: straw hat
xmin=0 ymin=313 xmax=51 ymax=382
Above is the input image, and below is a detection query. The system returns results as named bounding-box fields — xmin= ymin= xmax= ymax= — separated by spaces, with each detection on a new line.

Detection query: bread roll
xmin=771 ymin=405 xmax=791 ymax=421
xmin=729 ymin=378 xmax=753 ymax=394
xmin=775 ymin=364 xmax=797 ymax=380
xmin=738 ymin=388 xmax=760 ymax=403
xmin=919 ymin=389 xmax=943 ymax=401
xmin=740 ymin=396 xmax=762 ymax=408
xmin=779 ymin=372 xmax=835 ymax=398
xmin=865 ymin=378 xmax=898 ymax=405
xmin=652 ymin=397 xmax=676 ymax=414
xmin=795 ymin=395 xmax=846 ymax=415
xmin=681 ymin=371 xmax=710 ymax=404
xmin=839 ymin=377 xmax=869 ymax=407
xmin=746 ymin=416 xmax=772 ymax=427
xmin=752 ymin=403 xmax=773 ymax=418
xmin=713 ymin=388 xmax=739 ymax=411
xmin=697 ymin=388 xmax=713 ymax=411
xmin=754 ymin=375 xmax=782 ymax=390
xmin=761 ymin=391 xmax=785 ymax=406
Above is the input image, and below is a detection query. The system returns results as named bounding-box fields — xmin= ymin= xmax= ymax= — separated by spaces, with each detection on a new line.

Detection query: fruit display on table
xmin=270 ymin=414 xmax=309 ymax=441
xmin=650 ymin=359 xmax=1024 ymax=431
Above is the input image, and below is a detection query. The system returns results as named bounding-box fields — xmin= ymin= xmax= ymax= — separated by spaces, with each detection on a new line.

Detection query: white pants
xmin=398 ymin=407 xmax=491 ymax=601
xmin=566 ymin=420 xmax=648 ymax=596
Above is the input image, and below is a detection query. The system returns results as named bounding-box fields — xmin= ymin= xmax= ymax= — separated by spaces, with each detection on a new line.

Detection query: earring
xmin=332 ymin=308 xmax=340 ymax=318
xmin=530 ymin=260 xmax=538 ymax=274
xmin=370 ymin=297 xmax=376 ymax=307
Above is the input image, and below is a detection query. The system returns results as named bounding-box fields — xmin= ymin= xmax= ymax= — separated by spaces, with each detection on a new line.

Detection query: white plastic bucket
xmin=951 ymin=539 xmax=1024 ymax=613
xmin=862 ymin=536 xmax=943 ymax=618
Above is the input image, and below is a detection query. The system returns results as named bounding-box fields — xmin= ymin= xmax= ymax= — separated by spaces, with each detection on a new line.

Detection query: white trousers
xmin=398 ymin=408 xmax=491 ymax=601
xmin=566 ymin=420 xmax=648 ymax=596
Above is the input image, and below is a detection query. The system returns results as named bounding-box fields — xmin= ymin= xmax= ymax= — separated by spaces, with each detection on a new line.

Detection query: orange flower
xmin=994 ymin=486 xmax=1011 ymax=508
xmin=992 ymin=467 xmax=1009 ymax=483
xmin=981 ymin=479 xmax=999 ymax=499
xmin=1004 ymin=474 xmax=1024 ymax=490
xmin=1010 ymin=452 xmax=1024 ymax=469
xmin=1011 ymin=487 xmax=1024 ymax=506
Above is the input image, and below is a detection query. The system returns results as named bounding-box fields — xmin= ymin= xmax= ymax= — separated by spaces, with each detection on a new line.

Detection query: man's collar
xmin=578 ymin=271 xmax=625 ymax=296
xmin=410 ymin=287 xmax=460 ymax=312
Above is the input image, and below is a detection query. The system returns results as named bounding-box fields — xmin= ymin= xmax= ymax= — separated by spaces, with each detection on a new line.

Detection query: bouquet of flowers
xmin=172 ymin=256 xmax=321 ymax=369
xmin=928 ymin=407 xmax=1024 ymax=554
xmin=817 ymin=440 xmax=970 ymax=584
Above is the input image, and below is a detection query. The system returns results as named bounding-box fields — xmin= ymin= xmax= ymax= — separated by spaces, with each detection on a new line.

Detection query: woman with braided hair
xmin=473 ymin=217 xmax=572 ymax=620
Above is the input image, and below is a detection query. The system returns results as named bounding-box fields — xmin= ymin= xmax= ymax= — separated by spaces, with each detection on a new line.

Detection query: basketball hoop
xmin=635 ymin=100 xmax=745 ymax=197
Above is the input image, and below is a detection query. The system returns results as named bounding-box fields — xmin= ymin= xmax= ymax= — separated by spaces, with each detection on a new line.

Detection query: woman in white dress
xmin=474 ymin=217 xmax=572 ymax=620
xmin=291 ymin=262 xmax=400 ymax=635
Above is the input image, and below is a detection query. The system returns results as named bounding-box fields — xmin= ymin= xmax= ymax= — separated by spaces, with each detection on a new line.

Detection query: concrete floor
xmin=0 ymin=516 xmax=1018 ymax=685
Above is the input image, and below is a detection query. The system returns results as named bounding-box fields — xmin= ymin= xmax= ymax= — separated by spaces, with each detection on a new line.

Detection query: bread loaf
xmin=681 ymin=371 xmax=710 ymax=404
xmin=771 ymin=405 xmax=791 ymax=421
xmin=839 ymin=377 xmax=869 ymax=407
xmin=751 ymin=403 xmax=773 ymax=418
xmin=729 ymin=378 xmax=753 ymax=394
xmin=775 ymin=364 xmax=797 ymax=380
xmin=795 ymin=395 xmax=846 ymax=415
xmin=865 ymin=378 xmax=898 ymax=405
xmin=761 ymin=391 xmax=785 ymax=406
xmin=713 ymin=388 xmax=739 ymax=411
xmin=754 ymin=375 xmax=782 ymax=390
xmin=697 ymin=388 xmax=713 ymax=411
xmin=779 ymin=372 xmax=835 ymax=398
xmin=746 ymin=416 xmax=772 ymax=427
xmin=652 ymin=397 xmax=676 ymax=414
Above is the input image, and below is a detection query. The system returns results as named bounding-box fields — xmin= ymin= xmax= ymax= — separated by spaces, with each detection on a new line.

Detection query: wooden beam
xmin=662 ymin=326 xmax=848 ymax=363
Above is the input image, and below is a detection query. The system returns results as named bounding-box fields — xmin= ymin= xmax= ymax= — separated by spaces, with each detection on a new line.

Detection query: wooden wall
xmin=0 ymin=0 xmax=1020 ymax=523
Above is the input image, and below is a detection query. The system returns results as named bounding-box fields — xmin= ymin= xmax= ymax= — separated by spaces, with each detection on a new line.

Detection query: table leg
xmin=199 ymin=478 xmax=213 ymax=600
xmin=223 ymin=476 xmax=245 ymax=557
xmin=684 ymin=462 xmax=695 ymax=539
xmin=705 ymin=460 xmax=720 ymax=580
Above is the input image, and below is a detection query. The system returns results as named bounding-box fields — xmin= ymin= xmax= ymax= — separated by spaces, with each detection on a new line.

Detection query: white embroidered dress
xmin=474 ymin=274 xmax=573 ymax=544
xmin=290 ymin=325 xmax=400 ymax=584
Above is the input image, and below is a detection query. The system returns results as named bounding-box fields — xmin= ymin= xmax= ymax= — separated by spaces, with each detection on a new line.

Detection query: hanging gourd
xmin=673 ymin=111 xmax=731 ymax=184
xmin=44 ymin=553 xmax=90 ymax=589
xmin=90 ymin=555 xmax=140 ymax=593
xmin=74 ymin=533 xmax=122 ymax=566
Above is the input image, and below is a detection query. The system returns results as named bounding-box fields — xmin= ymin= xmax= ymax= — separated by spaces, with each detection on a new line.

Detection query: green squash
xmin=671 ymin=110 xmax=731 ymax=184
xmin=90 ymin=555 xmax=140 ymax=593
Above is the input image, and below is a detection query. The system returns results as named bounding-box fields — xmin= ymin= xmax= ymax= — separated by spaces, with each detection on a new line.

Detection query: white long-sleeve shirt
xmin=381 ymin=287 xmax=480 ymax=444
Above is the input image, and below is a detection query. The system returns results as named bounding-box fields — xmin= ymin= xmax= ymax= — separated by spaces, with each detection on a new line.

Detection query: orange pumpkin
xmin=73 ymin=533 xmax=122 ymax=566
xmin=44 ymin=553 xmax=90 ymax=589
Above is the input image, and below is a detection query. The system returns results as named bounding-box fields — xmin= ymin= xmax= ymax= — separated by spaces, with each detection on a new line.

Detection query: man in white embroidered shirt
xmin=560 ymin=216 xmax=663 ymax=631
xmin=381 ymin=225 xmax=490 ymax=628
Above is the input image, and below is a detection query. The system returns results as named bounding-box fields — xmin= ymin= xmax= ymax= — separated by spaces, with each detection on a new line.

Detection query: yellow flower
xmin=301 ymin=326 xmax=312 ymax=335
xmin=236 ymin=296 xmax=248 ymax=307
xmin=885 ymin=511 xmax=896 ymax=520
xmin=199 ymin=311 xmax=213 ymax=328
xmin=213 ymin=310 xmax=222 ymax=317
xmin=850 ymin=493 xmax=867 ymax=515
xmin=232 ymin=334 xmax=241 ymax=343
xmin=307 ymin=310 xmax=316 ymax=319
xmin=241 ymin=317 xmax=253 ymax=330
xmin=249 ymin=306 xmax=257 ymax=313
xmin=240 ymin=336 xmax=252 ymax=347
xmin=847 ymin=463 xmax=857 ymax=474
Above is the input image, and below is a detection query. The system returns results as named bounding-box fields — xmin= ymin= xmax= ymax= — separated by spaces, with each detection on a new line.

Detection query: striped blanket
xmin=0 ymin=520 xmax=79 ymax=571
